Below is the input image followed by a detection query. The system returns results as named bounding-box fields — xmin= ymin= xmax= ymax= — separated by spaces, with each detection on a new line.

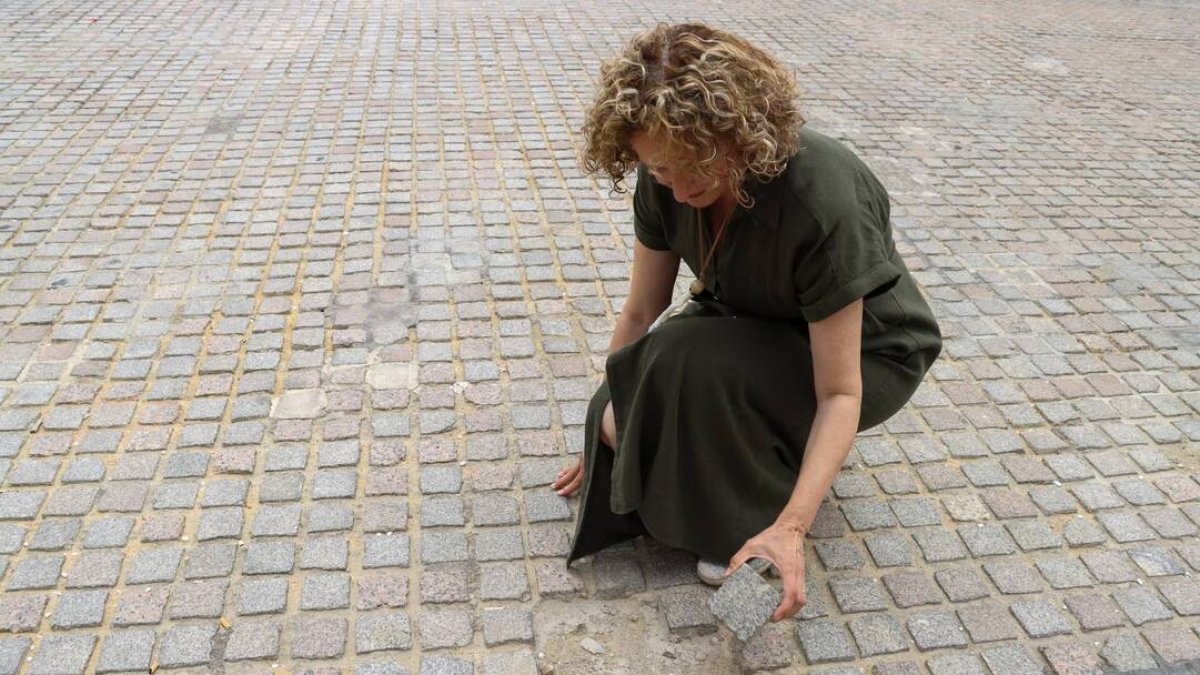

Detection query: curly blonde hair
xmin=580 ymin=23 xmax=804 ymax=205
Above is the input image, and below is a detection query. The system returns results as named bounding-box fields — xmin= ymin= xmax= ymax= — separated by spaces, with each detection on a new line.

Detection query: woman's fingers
xmin=771 ymin=560 xmax=808 ymax=622
xmin=554 ymin=459 xmax=584 ymax=496
xmin=558 ymin=470 xmax=583 ymax=497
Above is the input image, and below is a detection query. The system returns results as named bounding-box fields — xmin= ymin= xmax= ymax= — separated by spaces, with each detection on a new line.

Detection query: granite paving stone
xmin=1114 ymin=587 xmax=1174 ymax=626
xmin=796 ymin=620 xmax=857 ymax=663
xmin=848 ymin=613 xmax=908 ymax=656
xmin=1011 ymin=599 xmax=1074 ymax=637
xmin=958 ymin=603 xmax=1021 ymax=642
xmin=96 ymin=629 xmax=155 ymax=673
xmin=357 ymin=612 xmax=413 ymax=653
xmin=292 ymin=617 xmax=348 ymax=659
xmin=159 ymin=625 xmax=217 ymax=668
xmin=907 ymin=612 xmax=969 ymax=650
xmin=419 ymin=609 xmax=475 ymax=649
xmin=225 ymin=621 xmax=282 ymax=661
xmin=28 ymin=635 xmax=94 ymax=675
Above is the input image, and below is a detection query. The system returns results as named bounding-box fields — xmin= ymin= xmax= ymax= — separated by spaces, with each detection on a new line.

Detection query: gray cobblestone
xmin=239 ymin=577 xmax=289 ymax=615
xmin=908 ymin=612 xmax=968 ymax=650
xmin=300 ymin=536 xmax=349 ymax=570
xmin=184 ymin=542 xmax=237 ymax=579
xmin=51 ymin=589 xmax=108 ymax=628
xmin=357 ymin=612 xmax=412 ymax=653
xmin=29 ymin=634 xmax=94 ymax=675
xmin=169 ymin=578 xmax=228 ymax=618
xmin=225 ymin=620 xmax=281 ymax=661
xmin=301 ymin=572 xmax=351 ymax=610
xmin=159 ymin=624 xmax=216 ymax=668
xmin=848 ymin=614 xmax=908 ymax=656
xmin=7 ymin=555 xmax=63 ymax=590
xmin=96 ymin=629 xmax=155 ymax=673
xmin=419 ymin=609 xmax=475 ymax=649
xmin=482 ymin=607 xmax=534 ymax=645
xmin=292 ymin=617 xmax=348 ymax=659
xmin=365 ymin=533 xmax=412 ymax=568
xmin=796 ymin=620 xmax=856 ymax=663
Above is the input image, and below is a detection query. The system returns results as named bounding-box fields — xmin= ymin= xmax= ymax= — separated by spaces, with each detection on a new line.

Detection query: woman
xmin=551 ymin=23 xmax=941 ymax=622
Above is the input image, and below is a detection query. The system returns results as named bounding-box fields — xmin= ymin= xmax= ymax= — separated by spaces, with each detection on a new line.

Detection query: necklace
xmin=690 ymin=199 xmax=735 ymax=297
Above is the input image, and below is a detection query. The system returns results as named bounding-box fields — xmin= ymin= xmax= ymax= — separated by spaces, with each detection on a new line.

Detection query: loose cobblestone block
xmin=705 ymin=566 xmax=776 ymax=643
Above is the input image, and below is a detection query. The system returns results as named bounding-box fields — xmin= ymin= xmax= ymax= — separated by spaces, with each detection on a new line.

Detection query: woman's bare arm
xmin=552 ymin=240 xmax=679 ymax=496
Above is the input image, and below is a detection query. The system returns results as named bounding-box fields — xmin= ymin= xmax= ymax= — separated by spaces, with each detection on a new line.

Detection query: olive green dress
xmin=568 ymin=127 xmax=943 ymax=564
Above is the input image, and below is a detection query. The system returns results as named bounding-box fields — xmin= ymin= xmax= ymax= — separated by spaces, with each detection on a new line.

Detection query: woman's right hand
xmin=552 ymin=456 xmax=584 ymax=497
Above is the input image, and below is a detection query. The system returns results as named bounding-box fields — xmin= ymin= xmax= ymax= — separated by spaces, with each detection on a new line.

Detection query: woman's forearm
xmin=608 ymin=311 xmax=655 ymax=354
xmin=776 ymin=394 xmax=862 ymax=531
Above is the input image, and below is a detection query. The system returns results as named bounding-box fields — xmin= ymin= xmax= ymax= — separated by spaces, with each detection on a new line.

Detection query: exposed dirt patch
xmin=533 ymin=597 xmax=740 ymax=675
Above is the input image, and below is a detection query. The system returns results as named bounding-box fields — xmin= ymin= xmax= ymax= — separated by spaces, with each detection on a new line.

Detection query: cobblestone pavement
xmin=1 ymin=0 xmax=1198 ymax=673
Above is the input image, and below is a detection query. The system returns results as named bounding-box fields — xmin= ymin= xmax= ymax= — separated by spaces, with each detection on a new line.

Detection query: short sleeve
xmin=632 ymin=166 xmax=671 ymax=251
xmin=794 ymin=178 xmax=900 ymax=323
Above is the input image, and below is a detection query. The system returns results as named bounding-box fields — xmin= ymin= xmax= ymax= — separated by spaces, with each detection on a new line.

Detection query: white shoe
xmin=696 ymin=557 xmax=771 ymax=586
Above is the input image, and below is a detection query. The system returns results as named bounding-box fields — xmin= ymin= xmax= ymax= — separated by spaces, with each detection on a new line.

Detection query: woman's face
xmin=631 ymin=130 xmax=733 ymax=209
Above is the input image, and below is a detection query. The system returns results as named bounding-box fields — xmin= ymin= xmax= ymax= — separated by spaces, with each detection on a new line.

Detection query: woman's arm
xmin=552 ymin=240 xmax=679 ymax=497
xmin=608 ymin=240 xmax=681 ymax=352
xmin=777 ymin=298 xmax=864 ymax=531
xmin=727 ymin=298 xmax=863 ymax=621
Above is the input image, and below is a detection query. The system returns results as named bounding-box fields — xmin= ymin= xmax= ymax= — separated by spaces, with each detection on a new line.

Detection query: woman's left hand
xmin=726 ymin=522 xmax=808 ymax=622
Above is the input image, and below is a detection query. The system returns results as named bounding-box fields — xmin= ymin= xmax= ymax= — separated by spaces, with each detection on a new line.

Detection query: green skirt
xmin=567 ymin=300 xmax=937 ymax=564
